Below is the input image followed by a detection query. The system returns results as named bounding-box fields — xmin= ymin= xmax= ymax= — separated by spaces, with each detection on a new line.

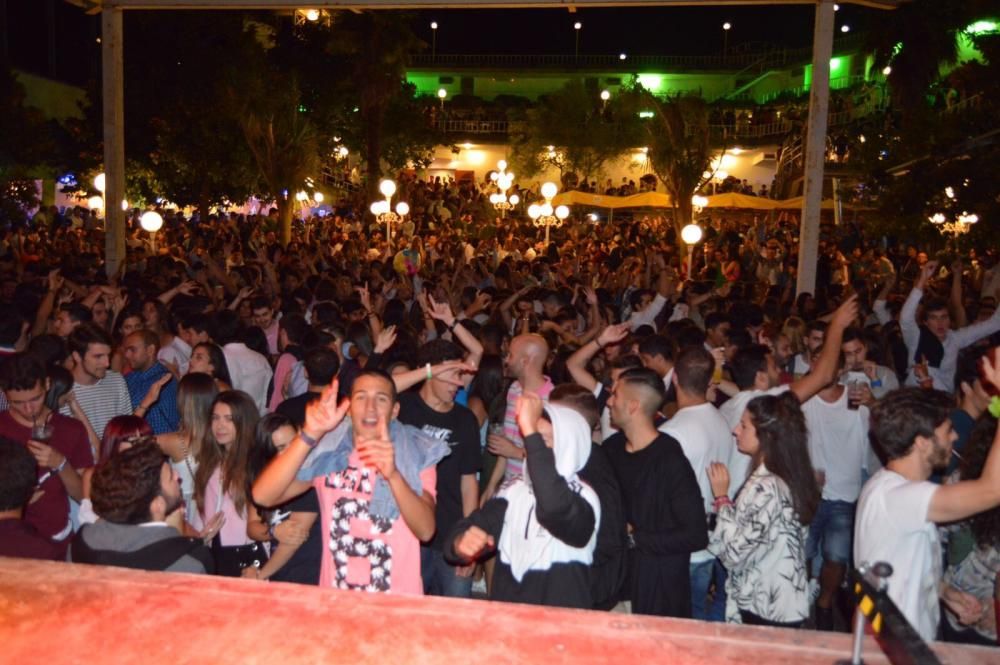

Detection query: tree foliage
xmin=509 ymin=78 xmax=642 ymax=187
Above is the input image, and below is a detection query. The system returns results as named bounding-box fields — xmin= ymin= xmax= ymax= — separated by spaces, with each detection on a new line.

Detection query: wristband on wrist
xmin=426 ymin=362 xmax=433 ymax=381
xmin=989 ymin=396 xmax=1000 ymax=419
xmin=595 ymin=339 xmax=604 ymax=349
xmin=448 ymin=320 xmax=459 ymax=333
xmin=54 ymin=457 xmax=68 ymax=474
xmin=299 ymin=430 xmax=321 ymax=449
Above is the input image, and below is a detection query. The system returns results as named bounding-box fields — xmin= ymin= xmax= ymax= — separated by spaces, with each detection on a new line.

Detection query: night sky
xmin=5 ymin=2 xmax=879 ymax=86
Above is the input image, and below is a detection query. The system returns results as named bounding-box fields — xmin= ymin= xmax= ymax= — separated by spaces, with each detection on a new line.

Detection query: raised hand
xmin=981 ymin=352 xmax=1000 ymax=393
xmin=303 ymin=381 xmax=350 ymax=439
xmin=374 ymin=324 xmax=397 ymax=354
xmin=596 ymin=322 xmax=630 ymax=348
xmin=454 ymin=525 xmax=495 ymax=562
xmin=426 ymin=295 xmax=455 ymax=323
xmin=707 ymin=462 xmax=730 ymax=499
xmin=831 ymin=294 xmax=859 ymax=330
xmin=515 ymin=392 xmax=544 ymax=438
xmin=140 ymin=373 xmax=173 ymax=409
xmin=357 ymin=416 xmax=396 ymax=479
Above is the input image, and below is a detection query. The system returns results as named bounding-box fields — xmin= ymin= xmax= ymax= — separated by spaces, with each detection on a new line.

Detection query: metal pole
xmin=795 ymin=0 xmax=835 ymax=297
xmin=687 ymin=244 xmax=694 ymax=279
xmin=102 ymin=8 xmax=126 ymax=278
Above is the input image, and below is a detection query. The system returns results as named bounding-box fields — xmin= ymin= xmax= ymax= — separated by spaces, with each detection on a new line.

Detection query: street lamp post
xmin=488 ymin=160 xmax=520 ymax=218
xmin=527 ymin=181 xmax=569 ymax=247
xmin=431 ymin=21 xmax=438 ymax=61
xmin=600 ymin=89 xmax=611 ymax=110
xmin=574 ymin=22 xmax=582 ymax=61
xmin=723 ymin=22 xmax=732 ymax=60
xmin=438 ymin=88 xmax=447 ymax=111
xmin=370 ymin=179 xmax=408 ymax=252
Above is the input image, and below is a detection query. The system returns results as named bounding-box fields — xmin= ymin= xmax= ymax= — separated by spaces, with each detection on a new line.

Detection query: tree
xmin=0 ymin=63 xmax=58 ymax=224
xmin=324 ymin=12 xmax=427 ymax=198
xmin=509 ymin=79 xmax=641 ymax=187
xmin=631 ymin=89 xmax=714 ymax=250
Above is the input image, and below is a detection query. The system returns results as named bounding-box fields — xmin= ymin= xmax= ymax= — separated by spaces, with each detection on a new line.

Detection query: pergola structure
xmin=67 ymin=0 xmax=905 ymax=296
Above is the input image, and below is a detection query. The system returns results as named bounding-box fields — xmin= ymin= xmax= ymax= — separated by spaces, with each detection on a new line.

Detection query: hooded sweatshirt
xmin=446 ymin=405 xmax=600 ymax=609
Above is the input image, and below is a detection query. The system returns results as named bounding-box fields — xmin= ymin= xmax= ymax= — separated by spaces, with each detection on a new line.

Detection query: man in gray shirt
xmin=71 ymin=440 xmax=210 ymax=574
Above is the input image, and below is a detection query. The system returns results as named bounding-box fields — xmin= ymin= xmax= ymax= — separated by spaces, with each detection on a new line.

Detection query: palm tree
xmin=640 ymin=92 xmax=714 ymax=253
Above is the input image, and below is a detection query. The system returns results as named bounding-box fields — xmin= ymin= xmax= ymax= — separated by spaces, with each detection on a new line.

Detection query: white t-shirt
xmin=659 ymin=402 xmax=734 ymax=563
xmin=719 ymin=385 xmax=790 ymax=496
xmin=792 ymin=353 xmax=811 ymax=377
xmin=854 ymin=469 xmax=941 ymax=643
xmin=802 ymin=389 xmax=869 ymax=503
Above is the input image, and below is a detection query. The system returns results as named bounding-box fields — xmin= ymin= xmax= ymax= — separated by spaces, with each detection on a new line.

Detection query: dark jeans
xmin=740 ymin=609 xmax=803 ymax=629
xmin=421 ymin=546 xmax=473 ymax=599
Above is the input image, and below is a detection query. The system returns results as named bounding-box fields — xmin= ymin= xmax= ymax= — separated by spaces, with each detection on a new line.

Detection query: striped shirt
xmin=61 ymin=370 xmax=133 ymax=438
xmin=502 ymin=377 xmax=553 ymax=481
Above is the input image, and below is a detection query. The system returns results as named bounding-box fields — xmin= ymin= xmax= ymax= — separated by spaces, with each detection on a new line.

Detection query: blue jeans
xmin=421 ymin=546 xmax=473 ymax=599
xmin=690 ymin=557 xmax=726 ymax=622
xmin=806 ymin=499 xmax=856 ymax=569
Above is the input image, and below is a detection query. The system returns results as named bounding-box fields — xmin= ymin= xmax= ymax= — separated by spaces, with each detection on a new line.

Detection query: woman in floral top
xmin=708 ymin=392 xmax=821 ymax=627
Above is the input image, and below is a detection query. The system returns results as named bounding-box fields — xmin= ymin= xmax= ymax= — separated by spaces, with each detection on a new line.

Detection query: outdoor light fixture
xmin=370 ymin=179 xmax=408 ymax=250
xmin=841 ymin=25 xmax=851 ymax=33
xmin=691 ymin=195 xmax=709 ymax=214
xmin=489 ymin=160 xmax=519 ymax=217
xmin=431 ymin=21 xmax=439 ymax=60
xmin=314 ymin=192 xmax=324 ymax=204
xmin=722 ymin=22 xmax=732 ymax=58
xmin=140 ymin=210 xmax=164 ymax=253
xmin=619 ymin=53 xmax=627 ymax=61
xmin=600 ymin=90 xmax=611 ymax=101
xmin=431 ymin=21 xmax=438 ymax=29
xmin=929 ymin=211 xmax=978 ymax=236
xmin=438 ymin=88 xmax=447 ymax=110
xmin=305 ymin=9 xmax=320 ymax=21
xmin=681 ymin=223 xmax=703 ymax=277
xmin=574 ymin=22 xmax=582 ymax=30
xmin=87 ymin=195 xmax=104 ymax=212
xmin=93 ymin=173 xmax=106 ymax=193
xmin=121 ymin=199 xmax=129 ymax=211
xmin=722 ymin=22 xmax=732 ymax=30
xmin=528 ymin=182 xmax=569 ymax=246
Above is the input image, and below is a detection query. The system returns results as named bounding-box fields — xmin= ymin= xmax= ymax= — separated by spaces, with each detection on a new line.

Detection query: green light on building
xmin=966 ymin=20 xmax=999 ymax=35
xmin=637 ymin=74 xmax=664 ymax=93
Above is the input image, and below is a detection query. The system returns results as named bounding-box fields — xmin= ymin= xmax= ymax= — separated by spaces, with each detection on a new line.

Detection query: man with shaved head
xmin=603 ymin=367 xmax=707 ymax=618
xmin=484 ymin=334 xmax=554 ymax=495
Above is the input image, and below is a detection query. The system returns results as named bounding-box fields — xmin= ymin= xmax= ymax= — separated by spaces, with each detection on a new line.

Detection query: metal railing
xmin=437 ymin=118 xmax=510 ymax=134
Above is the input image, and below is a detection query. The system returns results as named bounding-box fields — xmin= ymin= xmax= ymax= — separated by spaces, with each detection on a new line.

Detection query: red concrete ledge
xmin=0 ymin=557 xmax=994 ymax=664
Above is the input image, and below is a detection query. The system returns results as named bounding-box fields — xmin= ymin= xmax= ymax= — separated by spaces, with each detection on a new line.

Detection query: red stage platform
xmin=0 ymin=557 xmax=995 ymax=664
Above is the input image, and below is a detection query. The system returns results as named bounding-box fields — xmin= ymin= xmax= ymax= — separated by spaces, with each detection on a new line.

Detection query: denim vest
xmin=296 ymin=419 xmax=450 ymax=522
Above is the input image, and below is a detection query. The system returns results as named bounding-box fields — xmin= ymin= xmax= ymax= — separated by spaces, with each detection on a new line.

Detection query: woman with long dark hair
xmin=188 ymin=342 xmax=233 ymax=391
xmin=157 ymin=372 xmax=218 ymax=524
xmin=193 ymin=390 xmax=266 ymax=576
xmin=243 ymin=413 xmax=321 ymax=585
xmin=708 ymin=391 xmax=820 ymax=627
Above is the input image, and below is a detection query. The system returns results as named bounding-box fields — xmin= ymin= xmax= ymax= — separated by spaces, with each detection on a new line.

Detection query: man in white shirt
xmin=791 ymin=320 xmax=826 ymax=377
xmin=900 ymin=261 xmax=1000 ymax=392
xmin=840 ymin=327 xmax=900 ymax=401
xmin=214 ymin=310 xmax=272 ymax=415
xmin=802 ymin=373 xmax=870 ymax=631
xmin=659 ymin=346 xmax=733 ymax=622
xmin=720 ymin=296 xmax=858 ymax=492
xmin=626 ymin=270 xmax=674 ymax=331
xmin=65 ymin=323 xmax=133 ymax=439
xmin=855 ymin=380 xmax=1000 ymax=644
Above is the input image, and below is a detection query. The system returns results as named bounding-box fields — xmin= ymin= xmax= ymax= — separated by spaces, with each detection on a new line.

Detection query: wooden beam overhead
xmin=66 ymin=0 xmax=906 ymax=12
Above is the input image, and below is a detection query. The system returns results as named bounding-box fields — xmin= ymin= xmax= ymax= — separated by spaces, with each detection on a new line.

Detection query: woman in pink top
xmin=194 ymin=390 xmax=266 ymax=576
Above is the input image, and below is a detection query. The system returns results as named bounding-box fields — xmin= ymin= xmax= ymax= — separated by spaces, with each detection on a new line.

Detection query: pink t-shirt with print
xmin=313 ymin=449 xmax=436 ymax=594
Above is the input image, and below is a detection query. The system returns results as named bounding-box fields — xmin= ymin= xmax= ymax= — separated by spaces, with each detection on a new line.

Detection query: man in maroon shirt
xmin=0 ymin=354 xmax=92 ymax=556
xmin=0 ymin=437 xmax=61 ymax=560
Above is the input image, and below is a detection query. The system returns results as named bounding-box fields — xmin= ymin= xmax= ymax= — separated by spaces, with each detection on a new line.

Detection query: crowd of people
xmin=1 ymin=189 xmax=999 ymax=650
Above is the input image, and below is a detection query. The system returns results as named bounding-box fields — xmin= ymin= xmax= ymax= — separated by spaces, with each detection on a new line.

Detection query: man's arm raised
xmin=790 ymin=295 xmax=859 ymax=403
xmin=252 ymin=382 xmax=349 ymax=507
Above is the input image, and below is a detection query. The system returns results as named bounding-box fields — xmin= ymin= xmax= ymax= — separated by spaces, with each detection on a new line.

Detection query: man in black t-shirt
xmin=276 ymin=348 xmax=340 ymax=427
xmin=397 ymin=339 xmax=480 ymax=598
